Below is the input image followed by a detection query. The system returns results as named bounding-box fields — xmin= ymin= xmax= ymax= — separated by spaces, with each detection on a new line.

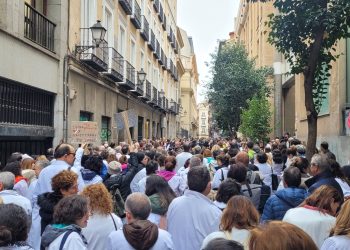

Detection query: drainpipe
xmin=273 ymin=51 xmax=283 ymax=138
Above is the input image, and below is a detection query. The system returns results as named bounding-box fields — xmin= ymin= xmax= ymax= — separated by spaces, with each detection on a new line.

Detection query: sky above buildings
xmin=177 ymin=0 xmax=240 ymax=103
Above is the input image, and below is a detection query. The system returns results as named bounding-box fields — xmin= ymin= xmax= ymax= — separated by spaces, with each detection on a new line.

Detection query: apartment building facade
xmin=0 ymin=0 xmax=184 ymax=163
xmin=234 ymin=0 xmax=350 ymax=164
xmin=67 ymin=0 xmax=182 ymax=143
xmin=198 ymin=102 xmax=210 ymax=138
xmin=179 ymin=28 xmax=199 ymax=138
xmin=0 ymin=0 xmax=68 ymax=164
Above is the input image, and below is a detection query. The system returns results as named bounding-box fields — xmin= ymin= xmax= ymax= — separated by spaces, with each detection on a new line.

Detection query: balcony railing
xmin=163 ymin=54 xmax=168 ymax=70
xmin=174 ymin=41 xmax=179 ymax=54
xmin=142 ymin=80 xmax=151 ymax=101
xmin=103 ymin=48 xmax=124 ymax=82
xmin=159 ymin=49 xmax=165 ymax=67
xmin=24 ymin=3 xmax=56 ymax=52
xmin=140 ymin=16 xmax=149 ymax=41
xmin=167 ymin=26 xmax=173 ymax=42
xmin=159 ymin=3 xmax=164 ymax=22
xmin=148 ymin=29 xmax=156 ymax=52
xmin=155 ymin=40 xmax=160 ymax=59
xmin=123 ymin=61 xmax=136 ymax=90
xmin=76 ymin=29 xmax=109 ymax=72
xmin=150 ymin=86 xmax=158 ymax=105
xmin=131 ymin=0 xmax=141 ymax=29
xmin=153 ymin=0 xmax=160 ymax=13
xmin=162 ymin=15 xmax=167 ymax=31
xmin=158 ymin=91 xmax=162 ymax=108
xmin=133 ymin=80 xmax=144 ymax=96
xmin=119 ymin=0 xmax=133 ymax=15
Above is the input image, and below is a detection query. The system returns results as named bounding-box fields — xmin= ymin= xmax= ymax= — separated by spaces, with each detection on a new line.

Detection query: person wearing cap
xmin=108 ymin=161 xmax=122 ymax=176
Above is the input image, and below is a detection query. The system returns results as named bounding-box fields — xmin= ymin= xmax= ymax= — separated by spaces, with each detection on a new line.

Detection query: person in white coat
xmin=41 ymin=195 xmax=89 ymax=250
xmin=29 ymin=144 xmax=85 ymax=250
xmin=167 ymin=166 xmax=222 ymax=250
xmin=81 ymin=183 xmax=123 ymax=250
xmin=106 ymin=193 xmax=174 ymax=250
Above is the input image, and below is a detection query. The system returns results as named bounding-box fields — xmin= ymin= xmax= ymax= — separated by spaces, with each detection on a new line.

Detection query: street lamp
xmin=137 ymin=68 xmax=147 ymax=84
xmin=90 ymin=20 xmax=107 ymax=47
xmin=159 ymin=89 xmax=165 ymax=98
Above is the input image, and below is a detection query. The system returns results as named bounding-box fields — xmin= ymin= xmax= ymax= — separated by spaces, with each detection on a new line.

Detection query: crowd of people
xmin=0 ymin=135 xmax=350 ymax=250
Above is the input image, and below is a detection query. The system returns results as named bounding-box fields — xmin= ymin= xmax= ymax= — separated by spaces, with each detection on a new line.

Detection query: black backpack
xmin=109 ymin=184 xmax=126 ymax=218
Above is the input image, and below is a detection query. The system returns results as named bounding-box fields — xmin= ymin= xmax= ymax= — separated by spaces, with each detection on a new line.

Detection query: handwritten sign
xmin=71 ymin=121 xmax=98 ymax=144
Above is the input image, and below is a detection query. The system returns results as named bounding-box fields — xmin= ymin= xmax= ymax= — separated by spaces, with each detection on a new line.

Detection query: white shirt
xmin=47 ymin=231 xmax=86 ymax=250
xmin=137 ymin=176 xmax=149 ymax=193
xmin=168 ymin=175 xmax=187 ymax=196
xmin=201 ymin=227 xmax=250 ymax=249
xmin=212 ymin=167 xmax=229 ymax=190
xmin=130 ymin=168 xmax=146 ymax=193
xmin=106 ymin=227 xmax=174 ymax=250
xmin=175 ymin=152 xmax=192 ymax=172
xmin=321 ymin=235 xmax=350 ymax=250
xmin=167 ymin=190 xmax=222 ymax=250
xmin=82 ymin=213 xmax=122 ymax=250
xmin=283 ymin=207 xmax=336 ymax=248
xmin=0 ymin=190 xmax=32 ymax=215
xmin=255 ymin=163 xmax=272 ymax=188
xmin=335 ymin=178 xmax=350 ymax=198
xmin=14 ymin=179 xmax=29 ymax=198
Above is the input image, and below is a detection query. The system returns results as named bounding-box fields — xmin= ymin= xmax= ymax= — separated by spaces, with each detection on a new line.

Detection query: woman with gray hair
xmin=41 ymin=195 xmax=90 ymax=250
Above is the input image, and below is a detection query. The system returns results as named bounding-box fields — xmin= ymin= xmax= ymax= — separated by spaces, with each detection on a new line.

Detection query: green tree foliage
xmin=248 ymin=0 xmax=350 ymax=158
xmin=207 ymin=42 xmax=271 ymax=136
xmin=239 ymin=93 xmax=272 ymax=142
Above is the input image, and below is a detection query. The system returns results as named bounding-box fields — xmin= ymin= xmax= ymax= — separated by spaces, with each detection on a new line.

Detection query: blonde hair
xmin=330 ymin=199 xmax=350 ymax=236
xmin=249 ymin=221 xmax=317 ymax=250
xmin=81 ymin=183 xmax=113 ymax=215
xmin=211 ymin=144 xmax=221 ymax=153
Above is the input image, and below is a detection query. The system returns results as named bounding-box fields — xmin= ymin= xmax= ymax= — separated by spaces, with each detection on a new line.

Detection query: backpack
xmin=109 ymin=184 xmax=126 ymax=218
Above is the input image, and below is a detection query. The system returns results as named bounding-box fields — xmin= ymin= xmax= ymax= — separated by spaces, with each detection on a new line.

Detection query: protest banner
xmin=71 ymin=121 xmax=98 ymax=144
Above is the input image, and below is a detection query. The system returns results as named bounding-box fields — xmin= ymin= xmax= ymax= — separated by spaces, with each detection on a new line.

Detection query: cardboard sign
xmin=71 ymin=121 xmax=98 ymax=144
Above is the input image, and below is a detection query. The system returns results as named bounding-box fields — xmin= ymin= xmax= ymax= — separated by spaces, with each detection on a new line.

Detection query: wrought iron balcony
xmin=119 ymin=0 xmax=133 ymax=15
xmin=174 ymin=67 xmax=179 ymax=81
xmin=162 ymin=15 xmax=167 ymax=31
xmin=75 ymin=29 xmax=109 ymax=72
xmin=149 ymin=86 xmax=158 ymax=105
xmin=167 ymin=26 xmax=173 ymax=42
xmin=157 ymin=91 xmax=163 ymax=108
xmin=103 ymin=48 xmax=124 ymax=82
xmin=154 ymin=40 xmax=160 ymax=59
xmin=24 ymin=3 xmax=56 ymax=52
xmin=167 ymin=58 xmax=172 ymax=73
xmin=141 ymin=80 xmax=152 ymax=101
xmin=118 ymin=61 xmax=136 ymax=90
xmin=163 ymin=54 xmax=167 ymax=70
xmin=159 ymin=3 xmax=164 ymax=22
xmin=174 ymin=41 xmax=179 ymax=54
xmin=140 ymin=16 xmax=149 ymax=41
xmin=153 ymin=0 xmax=160 ymax=13
xmin=148 ymin=29 xmax=156 ymax=52
xmin=131 ymin=0 xmax=141 ymax=29
xmin=132 ymin=80 xmax=144 ymax=96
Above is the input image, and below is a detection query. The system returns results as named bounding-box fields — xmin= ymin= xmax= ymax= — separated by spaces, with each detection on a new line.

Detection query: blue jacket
xmin=261 ymin=187 xmax=307 ymax=221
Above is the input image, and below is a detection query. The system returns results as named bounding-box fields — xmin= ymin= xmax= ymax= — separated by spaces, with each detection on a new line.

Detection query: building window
xmin=101 ymin=116 xmax=111 ymax=142
xmin=130 ymin=39 xmax=136 ymax=66
xmin=201 ymin=127 xmax=206 ymax=134
xmin=0 ymin=77 xmax=54 ymax=126
xmin=80 ymin=111 xmax=93 ymax=121
xmin=119 ymin=25 xmax=126 ymax=57
xmin=202 ymin=112 xmax=205 ymax=117
xmin=201 ymin=118 xmax=206 ymax=125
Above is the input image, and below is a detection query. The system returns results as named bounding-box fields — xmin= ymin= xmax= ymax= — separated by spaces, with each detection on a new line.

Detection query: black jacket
xmin=305 ymin=169 xmax=344 ymax=202
xmin=104 ymin=153 xmax=144 ymax=200
xmin=37 ymin=191 xmax=63 ymax=235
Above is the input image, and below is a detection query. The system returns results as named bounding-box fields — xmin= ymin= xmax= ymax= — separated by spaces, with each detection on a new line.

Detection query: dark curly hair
xmin=51 ymin=170 xmax=78 ymax=193
xmin=0 ymin=204 xmax=29 ymax=246
xmin=53 ymin=195 xmax=89 ymax=225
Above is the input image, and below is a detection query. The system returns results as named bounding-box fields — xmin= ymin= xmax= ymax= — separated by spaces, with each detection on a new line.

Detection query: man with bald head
xmin=235 ymin=152 xmax=261 ymax=184
xmin=107 ymin=193 xmax=174 ymax=250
